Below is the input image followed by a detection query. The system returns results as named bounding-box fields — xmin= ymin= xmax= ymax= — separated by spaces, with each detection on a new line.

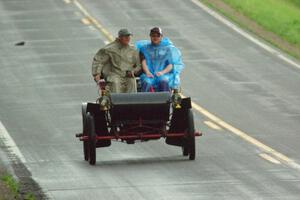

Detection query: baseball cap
xmin=118 ymin=29 xmax=132 ymax=37
xmin=150 ymin=27 xmax=163 ymax=35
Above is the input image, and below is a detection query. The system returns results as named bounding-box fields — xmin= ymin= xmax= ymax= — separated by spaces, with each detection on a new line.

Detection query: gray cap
xmin=118 ymin=28 xmax=132 ymax=37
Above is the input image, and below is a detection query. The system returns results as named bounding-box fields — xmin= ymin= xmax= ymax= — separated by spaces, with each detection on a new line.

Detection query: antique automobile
xmin=75 ymin=79 xmax=202 ymax=165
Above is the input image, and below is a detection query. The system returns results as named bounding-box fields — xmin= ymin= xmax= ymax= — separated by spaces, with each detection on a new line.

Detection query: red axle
xmin=79 ymin=132 xmax=202 ymax=141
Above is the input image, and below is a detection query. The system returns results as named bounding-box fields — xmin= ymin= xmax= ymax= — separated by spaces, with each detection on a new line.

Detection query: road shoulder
xmin=0 ymin=145 xmax=46 ymax=199
xmin=200 ymin=0 xmax=300 ymax=59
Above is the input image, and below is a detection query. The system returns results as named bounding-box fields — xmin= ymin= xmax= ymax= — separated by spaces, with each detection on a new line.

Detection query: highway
xmin=0 ymin=0 xmax=300 ymax=199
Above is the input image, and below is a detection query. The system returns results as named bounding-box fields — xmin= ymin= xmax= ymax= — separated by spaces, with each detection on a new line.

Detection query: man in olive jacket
xmin=92 ymin=29 xmax=140 ymax=93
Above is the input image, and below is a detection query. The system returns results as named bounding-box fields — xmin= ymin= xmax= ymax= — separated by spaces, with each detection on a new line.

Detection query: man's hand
xmin=156 ymin=71 xmax=164 ymax=77
xmin=146 ymin=72 xmax=154 ymax=78
xmin=93 ymin=74 xmax=101 ymax=82
xmin=126 ymin=70 xmax=134 ymax=78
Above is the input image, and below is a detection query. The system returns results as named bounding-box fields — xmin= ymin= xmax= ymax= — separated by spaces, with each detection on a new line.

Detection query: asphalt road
xmin=1 ymin=0 xmax=300 ymax=199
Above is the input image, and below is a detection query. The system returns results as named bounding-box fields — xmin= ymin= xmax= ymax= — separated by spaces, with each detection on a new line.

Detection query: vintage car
xmin=76 ymin=79 xmax=201 ymax=165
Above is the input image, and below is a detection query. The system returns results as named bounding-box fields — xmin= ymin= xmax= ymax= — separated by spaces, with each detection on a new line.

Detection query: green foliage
xmin=1 ymin=174 xmax=36 ymax=200
xmin=24 ymin=193 xmax=35 ymax=200
xmin=288 ymin=0 xmax=300 ymax=7
xmin=222 ymin=0 xmax=300 ymax=47
xmin=1 ymin=174 xmax=19 ymax=194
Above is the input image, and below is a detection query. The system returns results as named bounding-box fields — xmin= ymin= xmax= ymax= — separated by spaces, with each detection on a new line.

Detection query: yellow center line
xmin=259 ymin=153 xmax=281 ymax=165
xmin=73 ymin=0 xmax=114 ymax=42
xmin=204 ymin=121 xmax=222 ymax=130
xmin=72 ymin=0 xmax=300 ymax=171
xmin=191 ymin=101 xmax=300 ymax=170
xmin=81 ymin=18 xmax=91 ymax=25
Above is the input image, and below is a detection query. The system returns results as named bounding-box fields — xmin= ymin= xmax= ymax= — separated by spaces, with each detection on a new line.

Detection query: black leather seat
xmin=110 ymin=92 xmax=171 ymax=121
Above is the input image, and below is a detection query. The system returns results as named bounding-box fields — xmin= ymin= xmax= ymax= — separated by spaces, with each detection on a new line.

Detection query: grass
xmin=0 ymin=173 xmax=36 ymax=200
xmin=1 ymin=175 xmax=19 ymax=194
xmin=1 ymin=174 xmax=19 ymax=199
xmin=24 ymin=193 xmax=36 ymax=200
xmin=289 ymin=0 xmax=300 ymax=7
xmin=221 ymin=0 xmax=300 ymax=47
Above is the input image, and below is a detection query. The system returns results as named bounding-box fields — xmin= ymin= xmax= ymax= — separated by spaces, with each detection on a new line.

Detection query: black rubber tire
xmin=187 ymin=109 xmax=195 ymax=160
xmin=86 ymin=112 xmax=96 ymax=165
xmin=182 ymin=146 xmax=189 ymax=156
xmin=82 ymin=103 xmax=89 ymax=161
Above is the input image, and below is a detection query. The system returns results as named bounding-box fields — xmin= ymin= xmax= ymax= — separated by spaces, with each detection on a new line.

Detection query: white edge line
xmin=72 ymin=0 xmax=300 ymax=171
xmin=0 ymin=121 xmax=26 ymax=163
xmin=190 ymin=0 xmax=300 ymax=170
xmin=191 ymin=0 xmax=300 ymax=70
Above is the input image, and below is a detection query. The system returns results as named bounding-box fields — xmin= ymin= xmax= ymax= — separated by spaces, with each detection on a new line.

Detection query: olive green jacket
xmin=92 ymin=40 xmax=141 ymax=80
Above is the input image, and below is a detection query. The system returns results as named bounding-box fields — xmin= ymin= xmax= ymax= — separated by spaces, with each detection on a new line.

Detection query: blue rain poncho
xmin=135 ymin=37 xmax=184 ymax=90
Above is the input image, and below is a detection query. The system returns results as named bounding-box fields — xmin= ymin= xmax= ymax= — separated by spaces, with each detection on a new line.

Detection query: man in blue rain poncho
xmin=135 ymin=27 xmax=184 ymax=92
